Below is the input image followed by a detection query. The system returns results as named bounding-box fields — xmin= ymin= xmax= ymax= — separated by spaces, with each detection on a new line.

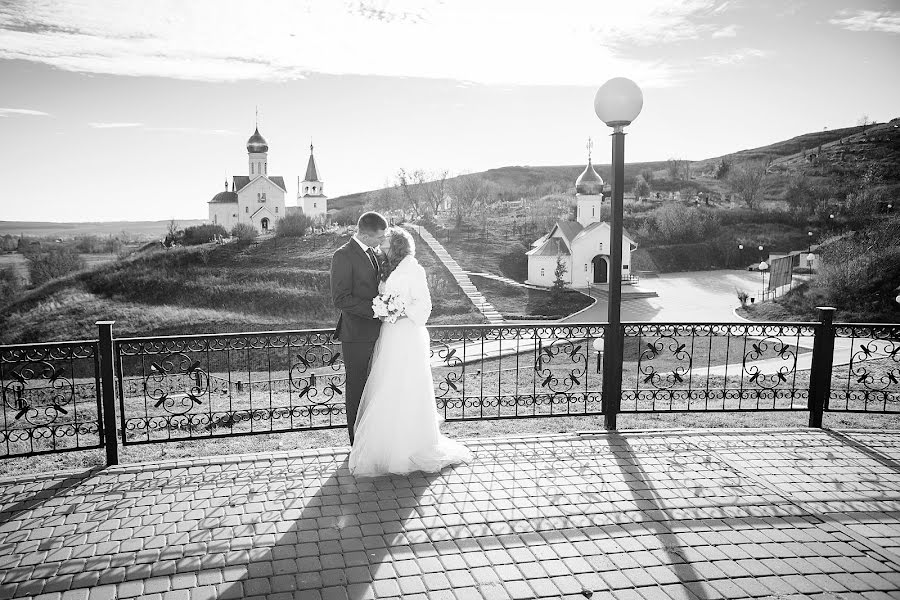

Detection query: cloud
xmin=86 ymin=122 xmax=236 ymax=135
xmin=829 ymin=10 xmax=900 ymax=34
xmin=0 ymin=107 xmax=51 ymax=117
xmin=702 ymin=47 xmax=770 ymax=66
xmin=712 ymin=24 xmax=738 ymax=38
xmin=88 ymin=122 xmax=143 ymax=128
xmin=0 ymin=0 xmax=740 ymax=87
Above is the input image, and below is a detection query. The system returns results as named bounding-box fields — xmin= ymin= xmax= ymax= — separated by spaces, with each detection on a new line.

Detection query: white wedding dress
xmin=349 ymin=254 xmax=472 ymax=477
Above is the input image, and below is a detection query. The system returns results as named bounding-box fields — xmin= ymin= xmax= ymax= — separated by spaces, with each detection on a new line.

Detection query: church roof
xmin=572 ymin=221 xmax=638 ymax=245
xmin=526 ymin=237 xmax=571 ymax=257
xmin=233 ymin=175 xmax=287 ymax=192
xmin=575 ymin=159 xmax=604 ymax=195
xmin=304 ymin=145 xmax=320 ymax=182
xmin=554 ymin=220 xmax=584 ymax=244
xmin=247 ymin=127 xmax=268 ymax=153
xmin=209 ymin=191 xmax=238 ymax=204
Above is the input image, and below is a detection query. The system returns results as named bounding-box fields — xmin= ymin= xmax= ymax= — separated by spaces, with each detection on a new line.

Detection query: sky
xmin=0 ymin=0 xmax=898 ymax=222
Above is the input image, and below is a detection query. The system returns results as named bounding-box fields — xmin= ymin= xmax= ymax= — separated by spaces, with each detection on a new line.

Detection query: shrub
xmin=499 ymin=242 xmax=528 ymax=281
xmin=276 ymin=213 xmax=314 ymax=238
xmin=27 ymin=247 xmax=86 ymax=287
xmin=0 ymin=267 xmax=22 ymax=303
xmin=736 ymin=288 xmax=749 ymax=307
xmin=182 ymin=224 xmax=227 ymax=246
xmin=652 ymin=204 xmax=719 ymax=244
xmin=230 ymin=223 xmax=258 ymax=242
xmin=1 ymin=235 xmax=16 ymax=252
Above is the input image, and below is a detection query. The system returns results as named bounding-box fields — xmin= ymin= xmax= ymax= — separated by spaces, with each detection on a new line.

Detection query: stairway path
xmin=403 ymin=224 xmax=505 ymax=325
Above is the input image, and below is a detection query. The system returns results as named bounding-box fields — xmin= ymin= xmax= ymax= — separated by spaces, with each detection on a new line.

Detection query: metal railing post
xmin=808 ymin=307 xmax=836 ymax=428
xmin=96 ymin=321 xmax=119 ymax=465
xmin=602 ymin=323 xmax=622 ymax=430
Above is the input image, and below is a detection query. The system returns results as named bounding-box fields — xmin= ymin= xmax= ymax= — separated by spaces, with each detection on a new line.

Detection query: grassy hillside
xmin=0 ymin=232 xmax=484 ymax=345
xmin=0 ymin=219 xmax=207 ymax=240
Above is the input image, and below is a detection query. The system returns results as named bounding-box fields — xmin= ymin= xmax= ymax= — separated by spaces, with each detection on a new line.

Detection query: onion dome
xmin=210 ymin=191 xmax=238 ymax=203
xmin=246 ymin=127 xmax=268 ymax=153
xmin=575 ymin=159 xmax=603 ymax=195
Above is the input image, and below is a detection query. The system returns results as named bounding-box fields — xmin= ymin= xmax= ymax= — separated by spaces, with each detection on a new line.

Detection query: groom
xmin=330 ymin=211 xmax=388 ymax=445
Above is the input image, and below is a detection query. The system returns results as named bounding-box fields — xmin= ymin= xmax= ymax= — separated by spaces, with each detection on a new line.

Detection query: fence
xmin=2 ymin=310 xmax=898 ymax=463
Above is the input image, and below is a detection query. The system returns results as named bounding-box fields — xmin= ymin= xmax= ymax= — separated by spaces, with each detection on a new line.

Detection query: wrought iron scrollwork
xmin=742 ymin=336 xmax=797 ymax=390
xmin=144 ymin=353 xmax=209 ymax=416
xmin=638 ymin=335 xmax=693 ymax=390
xmin=848 ymin=340 xmax=900 ymax=392
xmin=2 ymin=360 xmax=75 ymax=426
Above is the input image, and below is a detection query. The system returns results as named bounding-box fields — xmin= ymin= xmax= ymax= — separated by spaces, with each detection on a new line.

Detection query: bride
xmin=349 ymin=226 xmax=472 ymax=477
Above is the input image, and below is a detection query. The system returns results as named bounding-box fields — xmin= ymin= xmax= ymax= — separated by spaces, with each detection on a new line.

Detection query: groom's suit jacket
xmin=330 ymin=240 xmax=382 ymax=342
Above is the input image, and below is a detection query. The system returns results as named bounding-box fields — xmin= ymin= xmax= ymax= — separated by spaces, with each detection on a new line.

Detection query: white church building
xmin=526 ymin=156 xmax=637 ymax=287
xmin=297 ymin=144 xmax=327 ymax=220
xmin=208 ymin=127 xmax=327 ymax=232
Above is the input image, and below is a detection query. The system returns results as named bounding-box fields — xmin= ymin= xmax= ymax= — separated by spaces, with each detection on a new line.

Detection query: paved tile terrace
xmin=2 ymin=428 xmax=900 ymax=600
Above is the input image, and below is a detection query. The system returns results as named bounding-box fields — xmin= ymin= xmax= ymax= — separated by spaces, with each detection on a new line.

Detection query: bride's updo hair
xmin=381 ymin=227 xmax=415 ymax=281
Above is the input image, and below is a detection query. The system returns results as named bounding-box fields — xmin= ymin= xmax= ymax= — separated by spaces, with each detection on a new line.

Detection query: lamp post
xmin=808 ymin=231 xmax=813 ymax=254
xmin=759 ymin=260 xmax=769 ymax=299
xmin=594 ymin=77 xmax=643 ymax=431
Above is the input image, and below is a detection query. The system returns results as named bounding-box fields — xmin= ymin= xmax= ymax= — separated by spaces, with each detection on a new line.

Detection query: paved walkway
xmin=2 ymin=428 xmax=900 ymax=599
xmin=404 ymin=225 xmax=504 ymax=325
xmin=564 ymin=270 xmax=778 ymax=324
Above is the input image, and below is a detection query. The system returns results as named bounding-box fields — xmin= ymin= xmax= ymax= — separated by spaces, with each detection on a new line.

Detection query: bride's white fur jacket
xmin=382 ymin=255 xmax=433 ymax=327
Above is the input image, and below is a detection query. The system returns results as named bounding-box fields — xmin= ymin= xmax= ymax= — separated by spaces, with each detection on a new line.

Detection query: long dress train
xmin=349 ymin=255 xmax=472 ymax=477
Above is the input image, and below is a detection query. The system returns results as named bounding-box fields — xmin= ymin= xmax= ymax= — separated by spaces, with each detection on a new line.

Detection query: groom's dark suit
xmin=331 ymin=238 xmax=382 ymax=445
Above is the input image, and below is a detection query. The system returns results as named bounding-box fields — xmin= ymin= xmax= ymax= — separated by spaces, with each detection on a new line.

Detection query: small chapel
xmin=208 ymin=125 xmax=326 ymax=233
xmin=526 ymin=145 xmax=637 ymax=287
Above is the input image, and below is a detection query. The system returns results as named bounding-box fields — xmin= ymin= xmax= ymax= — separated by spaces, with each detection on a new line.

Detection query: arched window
xmin=540 ymin=268 xmax=545 ymax=277
xmin=245 ymin=206 xmax=249 ymax=213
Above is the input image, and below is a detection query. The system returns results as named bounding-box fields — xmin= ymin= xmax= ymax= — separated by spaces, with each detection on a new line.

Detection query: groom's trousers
xmin=342 ymin=341 xmax=377 ymax=445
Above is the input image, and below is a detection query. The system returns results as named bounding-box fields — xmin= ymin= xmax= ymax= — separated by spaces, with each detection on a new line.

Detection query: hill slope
xmin=0 ymin=233 xmax=483 ymax=345
xmin=329 ymin=119 xmax=900 ymax=211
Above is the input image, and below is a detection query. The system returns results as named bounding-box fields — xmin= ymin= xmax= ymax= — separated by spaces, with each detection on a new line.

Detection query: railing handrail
xmin=0 ymin=338 xmax=99 ymax=351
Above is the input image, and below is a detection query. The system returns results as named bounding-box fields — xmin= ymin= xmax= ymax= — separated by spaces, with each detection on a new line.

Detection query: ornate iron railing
xmin=620 ymin=323 xmax=815 ymax=413
xmin=2 ymin=310 xmax=898 ymax=463
xmin=830 ymin=323 xmax=900 ymax=413
xmin=0 ymin=340 xmax=104 ymax=458
xmin=114 ymin=324 xmax=606 ymax=445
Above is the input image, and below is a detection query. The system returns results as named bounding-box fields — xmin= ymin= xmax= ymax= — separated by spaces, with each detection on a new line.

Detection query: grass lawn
xmin=469 ymin=275 xmax=593 ymax=320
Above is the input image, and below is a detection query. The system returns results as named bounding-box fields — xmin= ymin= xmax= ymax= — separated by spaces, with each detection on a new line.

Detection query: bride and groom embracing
xmin=330 ymin=211 xmax=472 ymax=477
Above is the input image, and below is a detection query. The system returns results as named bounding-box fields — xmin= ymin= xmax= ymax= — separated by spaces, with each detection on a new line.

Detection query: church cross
xmin=586 ymin=137 xmax=593 ymax=162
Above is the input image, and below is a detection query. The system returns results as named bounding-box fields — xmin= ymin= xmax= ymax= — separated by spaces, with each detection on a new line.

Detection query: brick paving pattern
xmin=1 ymin=428 xmax=899 ymax=599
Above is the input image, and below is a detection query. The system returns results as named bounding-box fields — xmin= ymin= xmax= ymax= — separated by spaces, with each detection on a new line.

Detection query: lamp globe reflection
xmin=594 ymin=77 xmax=644 ymax=127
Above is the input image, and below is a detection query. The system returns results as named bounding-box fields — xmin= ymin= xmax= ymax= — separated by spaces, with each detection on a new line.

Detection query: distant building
xmin=208 ymin=126 xmax=287 ymax=234
xmin=297 ymin=144 xmax=327 ymax=220
xmin=526 ymin=152 xmax=636 ymax=287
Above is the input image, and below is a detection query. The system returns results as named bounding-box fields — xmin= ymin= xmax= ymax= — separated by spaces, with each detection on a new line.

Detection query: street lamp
xmin=594 ymin=76 xmax=643 ymax=431
xmin=807 ymin=231 xmax=813 ymax=254
xmin=759 ymin=260 xmax=769 ymax=299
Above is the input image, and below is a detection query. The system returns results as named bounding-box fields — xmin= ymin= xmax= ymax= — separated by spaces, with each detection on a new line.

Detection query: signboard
xmin=767 ymin=255 xmax=793 ymax=291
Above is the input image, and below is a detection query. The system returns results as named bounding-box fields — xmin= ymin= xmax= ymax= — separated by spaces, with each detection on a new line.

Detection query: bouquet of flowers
xmin=372 ymin=293 xmax=406 ymax=323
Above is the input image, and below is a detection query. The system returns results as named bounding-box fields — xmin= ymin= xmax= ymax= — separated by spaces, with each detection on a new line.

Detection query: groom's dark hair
xmin=357 ymin=212 xmax=388 ymax=233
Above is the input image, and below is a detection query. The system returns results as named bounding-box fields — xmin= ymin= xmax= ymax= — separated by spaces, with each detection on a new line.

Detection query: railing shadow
xmin=607 ymin=433 xmax=711 ymax=599
xmin=213 ymin=455 xmax=445 ymax=599
xmin=0 ymin=466 xmax=105 ymax=528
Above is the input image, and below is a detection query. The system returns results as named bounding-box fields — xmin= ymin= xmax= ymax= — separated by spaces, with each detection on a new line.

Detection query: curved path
xmin=564 ymin=270 xmax=774 ymax=323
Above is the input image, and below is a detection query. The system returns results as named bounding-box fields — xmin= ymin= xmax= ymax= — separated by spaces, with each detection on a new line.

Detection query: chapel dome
xmin=246 ymin=127 xmax=268 ymax=153
xmin=210 ymin=191 xmax=238 ymax=204
xmin=575 ymin=160 xmax=603 ymax=195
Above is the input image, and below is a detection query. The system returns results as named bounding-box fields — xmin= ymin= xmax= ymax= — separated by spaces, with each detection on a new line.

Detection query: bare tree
xmin=632 ymin=175 xmax=650 ymax=201
xmin=363 ymin=182 xmax=402 ymax=214
xmin=449 ymin=174 xmax=488 ymax=228
xmin=728 ymin=162 xmax=768 ymax=209
xmin=396 ymin=169 xmax=426 ymax=218
xmin=666 ymin=158 xmax=684 ymax=180
xmin=420 ymin=169 xmax=450 ymax=216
